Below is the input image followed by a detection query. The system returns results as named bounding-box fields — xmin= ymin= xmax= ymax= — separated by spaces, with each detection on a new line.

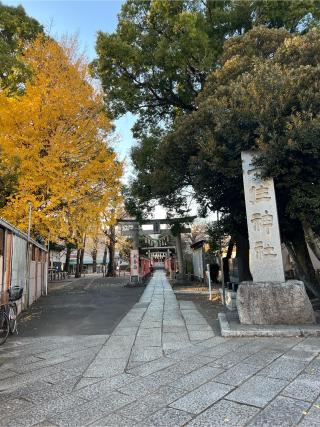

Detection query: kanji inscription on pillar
xmin=241 ymin=151 xmax=285 ymax=282
xmin=130 ymin=249 xmax=139 ymax=277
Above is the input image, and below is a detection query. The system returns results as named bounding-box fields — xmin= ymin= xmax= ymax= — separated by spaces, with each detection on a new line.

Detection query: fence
xmin=164 ymin=257 xmax=176 ymax=277
xmin=139 ymin=256 xmax=151 ymax=279
xmin=48 ymin=269 xmax=68 ymax=281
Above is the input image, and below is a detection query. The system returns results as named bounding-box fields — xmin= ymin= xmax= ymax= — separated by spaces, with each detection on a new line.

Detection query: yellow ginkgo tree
xmin=0 ymin=35 xmax=123 ymax=253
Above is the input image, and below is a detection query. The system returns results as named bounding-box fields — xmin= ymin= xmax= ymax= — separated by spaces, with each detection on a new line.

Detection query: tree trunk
xmin=284 ymin=223 xmax=320 ymax=298
xmin=223 ymin=238 xmax=234 ymax=283
xmin=75 ymin=248 xmax=81 ymax=278
xmin=235 ymin=233 xmax=252 ymax=282
xmin=79 ymin=247 xmax=85 ymax=276
xmin=102 ymin=244 xmax=108 ymax=276
xmin=107 ymin=225 xmax=116 ymax=277
xmin=65 ymin=244 xmax=71 ymax=274
xmin=92 ymin=249 xmax=97 ymax=273
xmin=303 ymin=223 xmax=320 ymax=262
xmin=107 ymin=244 xmax=114 ymax=277
xmin=308 ymin=239 xmax=320 ymax=263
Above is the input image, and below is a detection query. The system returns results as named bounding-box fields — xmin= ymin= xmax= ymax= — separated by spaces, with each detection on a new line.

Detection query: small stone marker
xmin=241 ymin=151 xmax=285 ymax=282
xmin=237 ymin=151 xmax=315 ymax=325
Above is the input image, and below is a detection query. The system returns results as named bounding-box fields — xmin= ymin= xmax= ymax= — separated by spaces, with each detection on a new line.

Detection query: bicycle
xmin=0 ymin=286 xmax=23 ymax=346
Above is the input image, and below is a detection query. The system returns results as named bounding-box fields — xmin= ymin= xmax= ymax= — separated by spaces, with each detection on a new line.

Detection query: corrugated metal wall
xmin=0 ymin=220 xmax=47 ymax=312
xmin=36 ymin=261 xmax=42 ymax=299
xmin=29 ymin=261 xmax=36 ymax=306
xmin=11 ymin=235 xmax=28 ymax=288
xmin=11 ymin=235 xmax=28 ymax=311
xmin=4 ymin=231 xmax=12 ymax=290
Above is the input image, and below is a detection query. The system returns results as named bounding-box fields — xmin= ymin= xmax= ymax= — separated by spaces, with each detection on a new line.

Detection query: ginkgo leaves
xmin=0 ymin=35 xmax=123 ymax=242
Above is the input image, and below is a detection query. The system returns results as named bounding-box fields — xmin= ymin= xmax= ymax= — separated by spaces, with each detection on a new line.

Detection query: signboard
xmin=130 ymin=249 xmax=139 ymax=278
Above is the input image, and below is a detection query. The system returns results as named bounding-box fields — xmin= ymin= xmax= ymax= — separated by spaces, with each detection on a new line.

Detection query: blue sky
xmin=4 ymin=0 xmax=136 ymax=164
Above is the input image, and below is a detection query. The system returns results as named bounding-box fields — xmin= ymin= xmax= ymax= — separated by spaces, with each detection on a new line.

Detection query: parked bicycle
xmin=0 ymin=286 xmax=23 ymax=345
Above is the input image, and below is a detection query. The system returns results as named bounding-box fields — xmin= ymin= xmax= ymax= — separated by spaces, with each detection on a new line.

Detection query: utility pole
xmin=26 ymin=202 xmax=32 ymax=305
xmin=45 ymin=233 xmax=50 ymax=296
xmin=217 ymin=211 xmax=226 ymax=306
xmin=27 ymin=202 xmax=32 ymax=240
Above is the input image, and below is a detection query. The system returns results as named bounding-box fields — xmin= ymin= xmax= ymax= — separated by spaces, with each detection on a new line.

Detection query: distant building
xmin=49 ymin=240 xmax=117 ymax=274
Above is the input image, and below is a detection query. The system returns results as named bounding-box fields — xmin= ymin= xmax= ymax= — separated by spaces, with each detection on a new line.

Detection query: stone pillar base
xmin=237 ymin=280 xmax=316 ymax=325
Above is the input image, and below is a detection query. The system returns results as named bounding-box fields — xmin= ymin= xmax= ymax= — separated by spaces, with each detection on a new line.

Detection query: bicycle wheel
xmin=9 ymin=304 xmax=17 ymax=335
xmin=0 ymin=311 xmax=9 ymax=345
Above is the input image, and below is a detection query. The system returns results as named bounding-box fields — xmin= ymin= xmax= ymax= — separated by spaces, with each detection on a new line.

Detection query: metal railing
xmin=48 ymin=269 xmax=68 ymax=281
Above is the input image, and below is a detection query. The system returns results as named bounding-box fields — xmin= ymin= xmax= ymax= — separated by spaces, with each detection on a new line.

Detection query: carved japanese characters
xmin=241 ymin=151 xmax=285 ymax=282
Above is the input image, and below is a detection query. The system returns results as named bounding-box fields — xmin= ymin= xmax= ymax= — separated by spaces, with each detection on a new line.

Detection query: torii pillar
xmin=132 ymin=222 xmax=139 ymax=250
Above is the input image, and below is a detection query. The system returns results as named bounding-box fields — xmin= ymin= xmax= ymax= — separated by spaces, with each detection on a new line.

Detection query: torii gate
xmin=117 ymin=216 xmax=196 ymax=282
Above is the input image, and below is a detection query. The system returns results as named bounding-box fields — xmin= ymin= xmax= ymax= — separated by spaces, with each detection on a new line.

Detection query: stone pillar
xmin=166 ymin=249 xmax=171 ymax=278
xmin=175 ymin=232 xmax=184 ymax=278
xmin=237 ymin=151 xmax=315 ymax=325
xmin=241 ymin=151 xmax=285 ymax=282
xmin=130 ymin=249 xmax=139 ymax=283
xmin=130 ymin=222 xmax=140 ymax=283
xmin=132 ymin=222 xmax=139 ymax=250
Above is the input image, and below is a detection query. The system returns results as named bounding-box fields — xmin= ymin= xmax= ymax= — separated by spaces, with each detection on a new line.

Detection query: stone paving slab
xmin=259 ymin=356 xmax=308 ymax=380
xmin=172 ymin=365 xmax=224 ymax=391
xmin=140 ymin=407 xmax=193 ymax=427
xmin=130 ymin=346 xmax=163 ymax=362
xmin=0 ymin=270 xmax=320 ymax=426
xmin=298 ymin=399 xmax=320 ymax=426
xmin=117 ymin=385 xmax=187 ymax=422
xmin=214 ymin=362 xmax=261 ymax=386
xmin=240 ymin=349 xmax=283 ymax=367
xmin=248 ymin=395 xmax=311 ymax=426
xmin=91 ymin=413 xmax=135 ymax=427
xmin=225 ymin=375 xmax=289 ymax=408
xmin=117 ymin=376 xmax=164 ymax=398
xmin=169 ymin=380 xmax=234 ymax=414
xmin=187 ymin=399 xmax=260 ymax=426
xmin=281 ymin=373 xmax=320 ymax=402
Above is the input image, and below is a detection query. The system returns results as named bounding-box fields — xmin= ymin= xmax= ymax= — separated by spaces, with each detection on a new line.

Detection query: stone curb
xmin=218 ymin=312 xmax=320 ymax=337
xmin=174 ymin=291 xmax=211 ymax=295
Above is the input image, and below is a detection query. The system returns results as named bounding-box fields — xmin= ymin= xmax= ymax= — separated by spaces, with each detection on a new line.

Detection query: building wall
xmin=0 ymin=221 xmax=47 ymax=313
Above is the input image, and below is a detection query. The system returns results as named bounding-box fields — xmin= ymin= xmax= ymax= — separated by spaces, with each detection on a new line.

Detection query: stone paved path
xmin=0 ymin=270 xmax=320 ymax=426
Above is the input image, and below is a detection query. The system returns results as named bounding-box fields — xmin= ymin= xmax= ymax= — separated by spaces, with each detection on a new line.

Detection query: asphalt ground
xmin=17 ymin=275 xmax=145 ymax=337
